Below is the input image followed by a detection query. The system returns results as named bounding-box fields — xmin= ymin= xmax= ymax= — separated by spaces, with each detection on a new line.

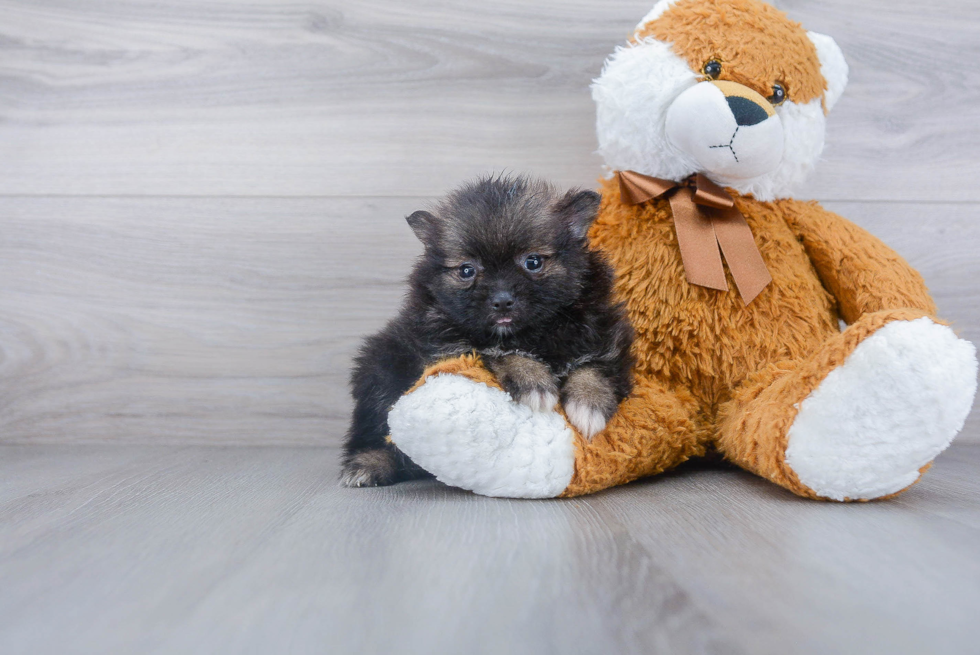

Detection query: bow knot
xmin=617 ymin=170 xmax=772 ymax=305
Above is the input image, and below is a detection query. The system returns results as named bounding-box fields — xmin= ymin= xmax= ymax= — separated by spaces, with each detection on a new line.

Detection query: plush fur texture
xmin=594 ymin=0 xmax=848 ymax=201
xmin=387 ymin=0 xmax=978 ymax=501
xmin=593 ymin=39 xmax=702 ymax=185
xmin=635 ymin=0 xmax=828 ymax=105
xmin=389 ymin=361 xmax=576 ymax=499
xmin=561 ymin=182 xmax=975 ymax=499
xmin=807 ymin=31 xmax=848 ymax=111
xmin=785 ymin=318 xmax=977 ymax=501
xmin=342 ymin=175 xmax=633 ymax=487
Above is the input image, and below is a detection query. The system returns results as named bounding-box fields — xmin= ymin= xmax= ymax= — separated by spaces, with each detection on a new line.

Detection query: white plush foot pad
xmin=786 ymin=318 xmax=978 ymax=501
xmin=388 ymin=373 xmax=576 ymax=498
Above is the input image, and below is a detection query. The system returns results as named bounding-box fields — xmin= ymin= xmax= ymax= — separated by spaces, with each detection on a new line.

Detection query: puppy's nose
xmin=491 ymin=291 xmax=516 ymax=311
xmin=726 ymin=96 xmax=769 ymax=127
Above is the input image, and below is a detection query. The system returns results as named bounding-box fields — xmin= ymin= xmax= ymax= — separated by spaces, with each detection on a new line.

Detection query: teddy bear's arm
xmin=779 ymin=199 xmax=936 ymax=324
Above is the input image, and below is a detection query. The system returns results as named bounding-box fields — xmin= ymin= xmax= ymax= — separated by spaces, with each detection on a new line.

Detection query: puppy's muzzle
xmin=665 ymin=80 xmax=784 ymax=180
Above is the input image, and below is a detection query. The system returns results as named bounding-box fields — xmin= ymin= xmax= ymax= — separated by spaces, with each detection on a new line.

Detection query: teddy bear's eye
xmin=768 ymin=83 xmax=787 ymax=106
xmin=703 ymin=60 xmax=722 ymax=80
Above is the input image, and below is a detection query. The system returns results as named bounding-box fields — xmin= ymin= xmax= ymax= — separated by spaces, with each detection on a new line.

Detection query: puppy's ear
xmin=555 ymin=190 xmax=601 ymax=240
xmin=406 ymin=210 xmax=439 ymax=245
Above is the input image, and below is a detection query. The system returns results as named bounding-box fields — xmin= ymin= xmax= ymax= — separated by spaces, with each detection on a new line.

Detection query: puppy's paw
xmin=340 ymin=449 xmax=399 ymax=488
xmin=561 ymin=367 xmax=617 ymax=440
xmin=564 ymin=400 xmax=609 ymax=439
xmin=517 ymin=388 xmax=560 ymax=413
xmin=486 ymin=354 xmax=560 ymax=414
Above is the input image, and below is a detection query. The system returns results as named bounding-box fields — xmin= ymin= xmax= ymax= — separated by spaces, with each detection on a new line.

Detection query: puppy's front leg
xmin=485 ymin=355 xmax=559 ymax=412
xmin=561 ymin=367 xmax=618 ymax=439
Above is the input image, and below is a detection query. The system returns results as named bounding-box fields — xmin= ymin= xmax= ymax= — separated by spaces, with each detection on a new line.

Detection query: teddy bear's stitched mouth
xmin=709 ymin=126 xmax=740 ymax=163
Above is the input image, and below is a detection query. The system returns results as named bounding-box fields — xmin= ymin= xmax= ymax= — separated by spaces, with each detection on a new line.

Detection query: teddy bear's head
xmin=592 ymin=0 xmax=848 ymax=201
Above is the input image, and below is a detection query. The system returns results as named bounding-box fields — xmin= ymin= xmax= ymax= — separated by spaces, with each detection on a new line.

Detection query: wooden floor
xmin=2 ymin=1 xmax=979 ymax=653
xmin=1 ymin=442 xmax=979 ymax=655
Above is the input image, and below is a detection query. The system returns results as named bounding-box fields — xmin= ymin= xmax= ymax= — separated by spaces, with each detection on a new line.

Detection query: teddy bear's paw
xmin=387 ymin=373 xmax=576 ymax=498
xmin=785 ymin=318 xmax=978 ymax=501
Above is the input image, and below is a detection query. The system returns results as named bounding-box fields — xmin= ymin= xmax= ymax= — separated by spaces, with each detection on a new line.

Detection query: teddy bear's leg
xmin=388 ymin=354 xmax=577 ymax=498
xmin=388 ymin=355 xmax=707 ymax=498
xmin=559 ymin=376 xmax=708 ymax=497
xmin=717 ymin=309 xmax=978 ymax=501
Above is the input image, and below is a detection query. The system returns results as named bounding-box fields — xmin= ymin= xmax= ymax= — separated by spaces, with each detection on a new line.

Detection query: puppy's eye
xmin=458 ymin=264 xmax=476 ymax=279
xmin=523 ymin=254 xmax=544 ymax=272
xmin=703 ymin=60 xmax=722 ymax=80
xmin=768 ymin=83 xmax=786 ymax=106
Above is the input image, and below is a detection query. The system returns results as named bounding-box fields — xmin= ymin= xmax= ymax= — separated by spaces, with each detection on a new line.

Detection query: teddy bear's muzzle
xmin=665 ymin=80 xmax=785 ymax=181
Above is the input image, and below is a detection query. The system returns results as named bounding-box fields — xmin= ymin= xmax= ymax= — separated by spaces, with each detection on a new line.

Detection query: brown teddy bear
xmin=386 ymin=0 xmax=978 ymax=501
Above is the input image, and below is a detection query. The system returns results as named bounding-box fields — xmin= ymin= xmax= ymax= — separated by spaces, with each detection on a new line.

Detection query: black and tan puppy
xmin=341 ymin=175 xmax=634 ymax=487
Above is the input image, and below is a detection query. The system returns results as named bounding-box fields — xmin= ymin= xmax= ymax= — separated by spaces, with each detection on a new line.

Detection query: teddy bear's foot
xmin=388 ymin=372 xmax=576 ymax=498
xmin=785 ymin=317 xmax=977 ymax=501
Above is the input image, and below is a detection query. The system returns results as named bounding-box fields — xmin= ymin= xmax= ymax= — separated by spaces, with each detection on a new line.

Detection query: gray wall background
xmin=1 ymin=0 xmax=977 ymax=446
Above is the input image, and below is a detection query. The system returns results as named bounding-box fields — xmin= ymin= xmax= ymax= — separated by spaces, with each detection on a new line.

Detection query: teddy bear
xmin=385 ymin=0 xmax=978 ymax=501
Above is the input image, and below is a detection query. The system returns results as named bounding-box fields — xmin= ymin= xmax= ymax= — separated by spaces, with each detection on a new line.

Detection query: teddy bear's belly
xmin=593 ymin=203 xmax=840 ymax=413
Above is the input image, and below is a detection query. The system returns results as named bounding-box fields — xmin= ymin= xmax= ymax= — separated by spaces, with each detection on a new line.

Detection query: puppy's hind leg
xmin=340 ymin=448 xmax=400 ymax=487
xmin=341 ymin=446 xmax=431 ymax=488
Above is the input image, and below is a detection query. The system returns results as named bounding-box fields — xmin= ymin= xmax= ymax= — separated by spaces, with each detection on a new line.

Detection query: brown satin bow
xmin=617 ymin=169 xmax=772 ymax=305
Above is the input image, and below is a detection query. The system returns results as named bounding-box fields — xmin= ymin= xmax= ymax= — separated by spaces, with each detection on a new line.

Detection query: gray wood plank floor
xmin=1 ymin=443 xmax=978 ymax=655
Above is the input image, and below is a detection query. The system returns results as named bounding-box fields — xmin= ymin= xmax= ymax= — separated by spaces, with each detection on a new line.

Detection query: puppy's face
xmin=407 ymin=177 xmax=601 ymax=340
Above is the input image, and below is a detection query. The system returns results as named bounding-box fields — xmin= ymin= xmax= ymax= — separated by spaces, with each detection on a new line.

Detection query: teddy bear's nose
xmin=709 ymin=80 xmax=776 ymax=128
xmin=727 ymin=95 xmax=770 ymax=127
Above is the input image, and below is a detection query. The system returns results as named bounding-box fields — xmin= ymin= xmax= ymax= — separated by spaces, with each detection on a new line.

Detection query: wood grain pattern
xmin=588 ymin=443 xmax=980 ymax=655
xmin=0 ymin=196 xmax=421 ymax=445
xmin=1 ymin=443 xmax=978 ymax=654
xmin=1 ymin=197 xmax=976 ymax=446
xmin=0 ymin=445 xmax=739 ymax=655
xmin=0 ymin=0 xmax=978 ymax=200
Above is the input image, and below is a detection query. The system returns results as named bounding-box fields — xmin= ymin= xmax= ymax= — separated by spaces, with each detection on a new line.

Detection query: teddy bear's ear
xmin=555 ymin=190 xmax=602 ymax=240
xmin=807 ymin=31 xmax=849 ymax=112
xmin=634 ymin=0 xmax=678 ymax=34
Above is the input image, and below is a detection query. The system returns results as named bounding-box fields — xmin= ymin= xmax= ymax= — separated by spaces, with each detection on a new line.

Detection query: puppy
xmin=341 ymin=175 xmax=634 ymax=487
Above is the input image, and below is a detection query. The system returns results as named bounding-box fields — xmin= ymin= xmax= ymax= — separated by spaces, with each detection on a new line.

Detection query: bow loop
xmin=615 ymin=170 xmax=772 ymax=305
xmin=691 ymin=173 xmax=735 ymax=210
xmin=616 ymin=169 xmax=677 ymax=205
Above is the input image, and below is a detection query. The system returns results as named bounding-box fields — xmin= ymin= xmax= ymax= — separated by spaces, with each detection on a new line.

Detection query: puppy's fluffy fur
xmin=341 ymin=175 xmax=634 ymax=487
